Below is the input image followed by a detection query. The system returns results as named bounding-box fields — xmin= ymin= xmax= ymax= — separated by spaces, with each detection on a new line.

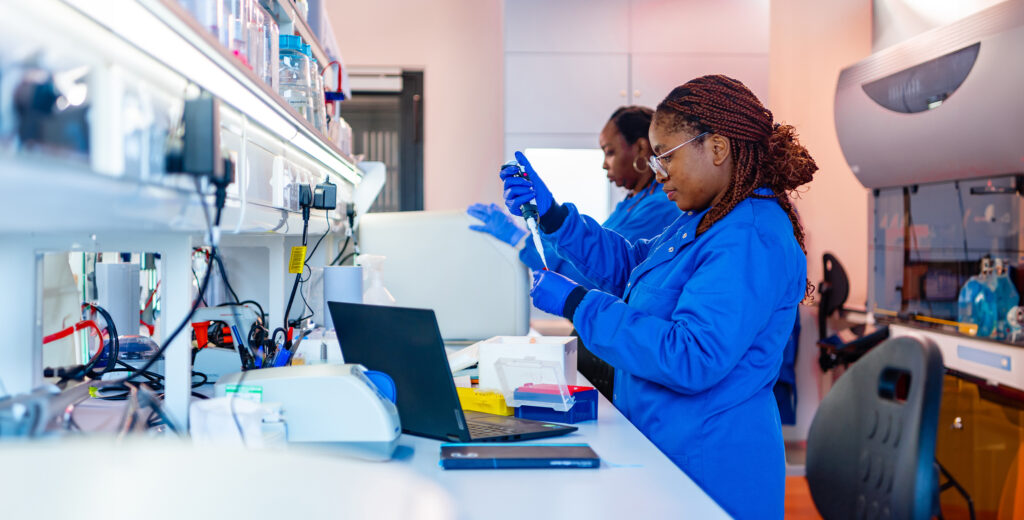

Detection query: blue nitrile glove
xmin=466 ymin=203 xmax=528 ymax=246
xmin=500 ymin=151 xmax=555 ymax=217
xmin=531 ymin=269 xmax=587 ymax=319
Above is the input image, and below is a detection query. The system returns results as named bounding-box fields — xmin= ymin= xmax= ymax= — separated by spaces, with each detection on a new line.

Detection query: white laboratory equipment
xmin=95 ymin=263 xmax=141 ymax=337
xmin=322 ymin=265 xmax=363 ymax=324
xmin=358 ymin=210 xmax=531 ymax=341
xmin=214 ymin=364 xmax=401 ymax=460
xmin=477 ymin=335 xmax=578 ymax=393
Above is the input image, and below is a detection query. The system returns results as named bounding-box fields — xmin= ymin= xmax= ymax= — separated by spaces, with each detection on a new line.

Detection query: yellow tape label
xmin=289 ymin=246 xmax=307 ymax=274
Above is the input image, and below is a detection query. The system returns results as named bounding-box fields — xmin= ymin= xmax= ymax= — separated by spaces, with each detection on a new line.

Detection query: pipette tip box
xmin=513 ymin=384 xmax=598 ymax=424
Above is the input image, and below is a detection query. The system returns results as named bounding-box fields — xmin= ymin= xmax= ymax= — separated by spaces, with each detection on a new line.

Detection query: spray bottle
xmin=356 ymin=254 xmax=396 ymax=305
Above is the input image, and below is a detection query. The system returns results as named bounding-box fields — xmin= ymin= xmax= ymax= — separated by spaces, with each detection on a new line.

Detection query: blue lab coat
xmin=545 ymin=190 xmax=806 ymax=520
xmin=520 ymin=181 xmax=681 ymax=290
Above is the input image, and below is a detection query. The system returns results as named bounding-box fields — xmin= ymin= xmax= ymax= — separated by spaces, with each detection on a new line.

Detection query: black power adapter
xmin=313 ymin=179 xmax=337 ymax=210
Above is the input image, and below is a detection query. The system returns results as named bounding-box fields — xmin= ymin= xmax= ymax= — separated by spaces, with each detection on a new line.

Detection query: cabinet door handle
xmin=619 ymin=89 xmax=627 ymax=97
xmin=634 ymin=89 xmax=641 ymax=98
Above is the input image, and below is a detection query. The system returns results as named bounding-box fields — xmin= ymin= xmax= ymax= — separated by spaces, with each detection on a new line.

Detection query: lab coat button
xmin=668 ymin=247 xmax=674 ymax=252
xmin=682 ymin=232 xmax=688 ymax=238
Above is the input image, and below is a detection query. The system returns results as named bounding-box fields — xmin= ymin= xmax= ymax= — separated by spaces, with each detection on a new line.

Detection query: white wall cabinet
xmin=504 ymin=0 xmax=630 ymax=54
xmin=628 ymin=0 xmax=770 ymax=55
xmin=630 ymin=53 xmax=770 ymax=108
xmin=505 ymin=53 xmax=629 ymax=135
xmin=505 ymin=0 xmax=771 ymax=155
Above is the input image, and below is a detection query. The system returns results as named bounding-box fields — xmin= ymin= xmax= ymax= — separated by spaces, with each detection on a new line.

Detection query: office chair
xmin=818 ymin=252 xmax=849 ymax=341
xmin=816 ymin=253 xmax=889 ymax=371
xmin=806 ymin=336 xmax=944 ymax=520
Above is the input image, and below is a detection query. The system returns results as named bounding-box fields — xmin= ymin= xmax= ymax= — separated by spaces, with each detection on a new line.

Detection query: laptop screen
xmin=329 ymin=302 xmax=469 ymax=441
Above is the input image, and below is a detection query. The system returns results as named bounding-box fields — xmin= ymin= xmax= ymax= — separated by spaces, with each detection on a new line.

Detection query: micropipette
xmin=502 ymin=160 xmax=548 ymax=269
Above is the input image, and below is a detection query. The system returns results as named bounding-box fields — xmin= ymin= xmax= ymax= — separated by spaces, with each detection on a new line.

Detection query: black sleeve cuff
xmin=539 ymin=202 xmax=569 ymax=233
xmin=562 ymin=286 xmax=588 ymax=320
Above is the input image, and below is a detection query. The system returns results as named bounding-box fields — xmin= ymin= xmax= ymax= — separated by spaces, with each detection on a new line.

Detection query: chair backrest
xmin=819 ymin=252 xmax=850 ymax=340
xmin=806 ymin=336 xmax=944 ymax=520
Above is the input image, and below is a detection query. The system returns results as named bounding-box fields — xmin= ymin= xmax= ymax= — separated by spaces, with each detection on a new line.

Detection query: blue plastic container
xmin=991 ymin=264 xmax=1020 ymax=340
xmin=515 ymin=387 xmax=598 ymax=424
xmin=958 ymin=276 xmax=997 ymax=337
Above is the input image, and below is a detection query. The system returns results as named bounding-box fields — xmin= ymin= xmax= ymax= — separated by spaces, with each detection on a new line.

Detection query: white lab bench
xmin=383 ymin=388 xmax=731 ymax=519
xmin=69 ymin=373 xmax=730 ymax=519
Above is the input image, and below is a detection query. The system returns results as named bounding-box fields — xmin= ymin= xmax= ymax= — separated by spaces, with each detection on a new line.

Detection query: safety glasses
xmin=649 ymin=131 xmax=709 ymax=178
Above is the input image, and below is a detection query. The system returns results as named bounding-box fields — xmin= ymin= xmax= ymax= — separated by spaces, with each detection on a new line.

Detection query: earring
xmin=633 ymin=156 xmax=650 ymax=173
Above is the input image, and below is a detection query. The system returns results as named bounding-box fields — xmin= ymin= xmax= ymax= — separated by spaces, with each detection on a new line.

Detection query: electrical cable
xmin=142 ymin=281 xmax=160 ymax=313
xmin=292 ymin=209 xmax=331 ymax=323
xmin=331 ymin=205 xmax=358 ymax=266
xmin=91 ymin=253 xmax=98 ymax=300
xmin=43 ymin=319 xmax=107 ymax=382
xmin=117 ymin=384 xmax=141 ymax=439
xmin=213 ymin=253 xmax=241 ymax=304
xmin=335 ymin=251 xmax=358 ymax=266
xmin=42 ymin=320 xmax=103 ymax=345
xmin=283 ymin=214 xmax=311 ymax=330
xmin=306 ymin=209 xmax=331 ymax=261
xmin=84 ymin=303 xmax=120 ymax=377
xmin=140 ymin=280 xmax=160 ymax=336
xmin=113 ymin=179 xmax=219 ymax=383
xmin=136 ymin=384 xmax=180 ymax=434
xmin=235 ymin=300 xmax=266 ymax=327
xmin=296 ymin=264 xmax=315 ymax=322
xmin=330 ymin=235 xmax=351 ymax=266
xmin=191 ymin=263 xmax=208 ymax=307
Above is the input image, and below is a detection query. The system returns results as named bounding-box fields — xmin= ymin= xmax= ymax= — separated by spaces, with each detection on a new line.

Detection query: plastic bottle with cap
xmin=989 ymin=258 xmax=1020 ymax=340
xmin=299 ymin=44 xmax=327 ymax=133
xmin=958 ymin=258 xmax=997 ymax=337
xmin=278 ymin=34 xmax=312 ymax=120
xmin=357 ymin=254 xmax=396 ymax=305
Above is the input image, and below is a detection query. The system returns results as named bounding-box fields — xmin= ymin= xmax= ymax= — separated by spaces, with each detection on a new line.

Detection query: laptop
xmin=329 ymin=301 xmax=577 ymax=442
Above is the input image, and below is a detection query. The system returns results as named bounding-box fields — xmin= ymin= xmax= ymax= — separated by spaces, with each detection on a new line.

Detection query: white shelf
xmin=1 ymin=0 xmax=358 ymax=233
xmin=0 ymin=154 xmax=336 ymax=236
xmin=0 ymin=0 xmax=359 ymax=426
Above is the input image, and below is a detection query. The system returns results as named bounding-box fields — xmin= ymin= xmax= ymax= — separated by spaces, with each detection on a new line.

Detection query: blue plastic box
xmin=514 ymin=386 xmax=598 ymax=424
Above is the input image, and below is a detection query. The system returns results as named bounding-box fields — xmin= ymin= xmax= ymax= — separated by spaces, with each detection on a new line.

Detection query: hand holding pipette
xmin=499 ymin=151 xmax=555 ymax=269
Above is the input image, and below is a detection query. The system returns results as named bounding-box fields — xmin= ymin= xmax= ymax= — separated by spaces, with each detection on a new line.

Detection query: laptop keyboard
xmin=468 ymin=422 xmax=517 ymax=438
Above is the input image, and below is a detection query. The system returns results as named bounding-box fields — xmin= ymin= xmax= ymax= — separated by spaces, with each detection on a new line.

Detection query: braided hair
xmin=654 ymin=75 xmax=818 ymax=252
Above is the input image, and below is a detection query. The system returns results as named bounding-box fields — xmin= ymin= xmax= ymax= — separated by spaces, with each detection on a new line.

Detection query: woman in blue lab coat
xmin=468 ymin=106 xmax=681 ymax=282
xmin=468 ymin=106 xmax=683 ymax=399
xmin=501 ymin=75 xmax=817 ymax=520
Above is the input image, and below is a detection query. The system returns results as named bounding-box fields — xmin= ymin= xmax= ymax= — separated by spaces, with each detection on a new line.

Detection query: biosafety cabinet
xmin=835 ymin=1 xmax=1024 ymax=516
xmin=0 ymin=0 xmax=363 ymax=426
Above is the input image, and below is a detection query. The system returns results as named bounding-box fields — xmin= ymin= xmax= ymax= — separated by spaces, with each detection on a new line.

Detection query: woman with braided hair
xmin=499 ymin=75 xmax=817 ymax=519
xmin=468 ymin=106 xmax=685 ymax=399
